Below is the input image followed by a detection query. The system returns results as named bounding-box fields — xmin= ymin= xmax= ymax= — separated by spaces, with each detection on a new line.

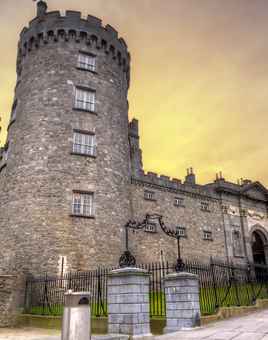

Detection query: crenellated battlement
xmin=17 ymin=8 xmax=130 ymax=86
xmin=132 ymin=170 xmax=218 ymax=200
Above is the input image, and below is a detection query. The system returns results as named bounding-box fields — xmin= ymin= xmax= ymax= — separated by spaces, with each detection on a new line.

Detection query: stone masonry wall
xmin=0 ymin=11 xmax=132 ymax=275
xmin=129 ymin=179 xmax=227 ymax=264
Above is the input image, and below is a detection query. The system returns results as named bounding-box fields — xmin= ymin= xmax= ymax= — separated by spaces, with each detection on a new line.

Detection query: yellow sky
xmin=1 ymin=0 xmax=267 ymax=185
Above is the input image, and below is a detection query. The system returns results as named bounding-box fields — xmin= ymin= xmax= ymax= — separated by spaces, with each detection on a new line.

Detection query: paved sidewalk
xmin=0 ymin=310 xmax=268 ymax=339
xmin=156 ymin=309 xmax=268 ymax=340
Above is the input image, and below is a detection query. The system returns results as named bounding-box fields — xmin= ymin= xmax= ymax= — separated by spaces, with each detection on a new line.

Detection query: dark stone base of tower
xmin=1 ymin=1 xmax=268 ymax=277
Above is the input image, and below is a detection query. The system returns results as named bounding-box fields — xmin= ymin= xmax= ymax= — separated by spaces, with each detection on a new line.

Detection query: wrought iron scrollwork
xmin=119 ymin=213 xmax=185 ymax=272
xmin=119 ymin=250 xmax=136 ymax=267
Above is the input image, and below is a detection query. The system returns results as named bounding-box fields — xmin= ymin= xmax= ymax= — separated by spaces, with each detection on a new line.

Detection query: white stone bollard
xmin=108 ymin=267 xmax=152 ymax=337
xmin=61 ymin=290 xmax=91 ymax=340
xmin=164 ymin=272 xmax=201 ymax=333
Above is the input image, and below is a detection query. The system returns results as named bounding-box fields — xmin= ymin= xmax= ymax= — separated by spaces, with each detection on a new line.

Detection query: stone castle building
xmin=1 ymin=1 xmax=268 ymax=276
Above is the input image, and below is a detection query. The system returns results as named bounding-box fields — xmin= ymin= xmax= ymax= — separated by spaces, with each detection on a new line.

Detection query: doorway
xmin=252 ymin=230 xmax=267 ymax=265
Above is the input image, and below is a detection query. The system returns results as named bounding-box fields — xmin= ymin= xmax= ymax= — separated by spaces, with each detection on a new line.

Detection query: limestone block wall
xmin=129 ymin=178 xmax=226 ymax=264
xmin=0 ymin=9 xmax=132 ymax=275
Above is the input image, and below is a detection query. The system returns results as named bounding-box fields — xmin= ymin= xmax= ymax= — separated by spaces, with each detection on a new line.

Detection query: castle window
xmin=176 ymin=226 xmax=186 ymax=238
xmin=144 ymin=222 xmax=157 ymax=233
xmin=78 ymin=52 xmax=96 ymax=72
xmin=203 ymin=230 xmax=213 ymax=241
xmin=144 ymin=190 xmax=155 ymax=201
xmin=201 ymin=201 xmax=210 ymax=212
xmin=74 ymin=87 xmax=95 ymax=112
xmin=72 ymin=192 xmax=94 ymax=218
xmin=174 ymin=197 xmax=184 ymax=207
xmin=72 ymin=131 xmax=96 ymax=157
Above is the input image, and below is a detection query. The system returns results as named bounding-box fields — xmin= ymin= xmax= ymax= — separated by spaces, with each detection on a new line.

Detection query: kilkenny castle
xmin=0 ymin=1 xmax=268 ymax=276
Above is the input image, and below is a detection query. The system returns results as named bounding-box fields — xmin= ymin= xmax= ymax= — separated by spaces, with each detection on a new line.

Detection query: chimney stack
xmin=36 ymin=1 xmax=48 ymax=17
xmin=184 ymin=167 xmax=196 ymax=185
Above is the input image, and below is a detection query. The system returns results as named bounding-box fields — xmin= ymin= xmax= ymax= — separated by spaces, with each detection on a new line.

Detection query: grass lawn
xmin=26 ymin=282 xmax=268 ymax=317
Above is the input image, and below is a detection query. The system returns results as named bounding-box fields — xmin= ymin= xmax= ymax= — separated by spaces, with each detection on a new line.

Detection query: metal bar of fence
xmin=24 ymin=260 xmax=268 ymax=318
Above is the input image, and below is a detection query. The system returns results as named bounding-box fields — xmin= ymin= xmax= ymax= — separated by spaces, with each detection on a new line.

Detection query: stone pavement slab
xmin=0 ymin=329 xmax=129 ymax=340
xmin=1 ymin=309 xmax=268 ymax=340
xmin=155 ymin=309 xmax=268 ymax=340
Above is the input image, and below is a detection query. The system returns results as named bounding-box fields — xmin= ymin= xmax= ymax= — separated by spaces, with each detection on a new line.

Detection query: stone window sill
xmin=174 ymin=204 xmax=185 ymax=208
xmin=70 ymin=214 xmax=95 ymax=219
xmin=144 ymin=198 xmax=157 ymax=202
xmin=203 ymin=238 xmax=213 ymax=241
xmin=76 ymin=67 xmax=98 ymax=75
xmin=70 ymin=152 xmax=96 ymax=159
xmin=73 ymin=107 xmax=97 ymax=115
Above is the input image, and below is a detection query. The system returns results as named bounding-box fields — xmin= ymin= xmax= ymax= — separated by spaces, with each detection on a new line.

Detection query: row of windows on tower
xmin=144 ymin=190 xmax=211 ymax=212
xmin=71 ymin=53 xmax=97 ymax=216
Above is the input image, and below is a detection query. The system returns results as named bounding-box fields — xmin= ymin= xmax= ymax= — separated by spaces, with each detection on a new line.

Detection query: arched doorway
xmin=251 ymin=230 xmax=267 ymax=265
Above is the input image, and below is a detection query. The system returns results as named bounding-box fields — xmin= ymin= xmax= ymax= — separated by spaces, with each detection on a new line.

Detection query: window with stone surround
xmin=176 ymin=226 xmax=186 ymax=237
xmin=72 ymin=191 xmax=94 ymax=217
xmin=74 ymin=87 xmax=95 ymax=112
xmin=201 ymin=201 xmax=210 ymax=212
xmin=144 ymin=222 xmax=157 ymax=233
xmin=203 ymin=230 xmax=213 ymax=241
xmin=72 ymin=131 xmax=96 ymax=157
xmin=174 ymin=197 xmax=184 ymax=207
xmin=144 ymin=190 xmax=156 ymax=201
xmin=77 ymin=52 xmax=96 ymax=72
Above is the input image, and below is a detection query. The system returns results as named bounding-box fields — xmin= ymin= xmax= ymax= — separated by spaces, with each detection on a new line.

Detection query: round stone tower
xmin=0 ymin=1 xmax=131 ymax=275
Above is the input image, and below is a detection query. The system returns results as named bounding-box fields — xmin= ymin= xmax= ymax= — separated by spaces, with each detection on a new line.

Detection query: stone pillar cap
xmin=64 ymin=290 xmax=91 ymax=296
xmin=109 ymin=267 xmax=149 ymax=276
xmin=165 ymin=271 xmax=199 ymax=280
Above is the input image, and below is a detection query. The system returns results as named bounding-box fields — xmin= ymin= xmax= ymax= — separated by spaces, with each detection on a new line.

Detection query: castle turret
xmin=129 ymin=118 xmax=143 ymax=176
xmin=0 ymin=1 xmax=131 ymax=275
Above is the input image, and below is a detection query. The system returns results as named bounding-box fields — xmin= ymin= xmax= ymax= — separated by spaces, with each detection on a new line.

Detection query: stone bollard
xmin=108 ymin=267 xmax=152 ymax=337
xmin=164 ymin=272 xmax=201 ymax=333
xmin=61 ymin=291 xmax=91 ymax=340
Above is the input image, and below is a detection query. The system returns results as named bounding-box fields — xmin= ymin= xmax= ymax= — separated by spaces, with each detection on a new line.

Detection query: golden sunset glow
xmin=1 ymin=0 xmax=268 ymax=185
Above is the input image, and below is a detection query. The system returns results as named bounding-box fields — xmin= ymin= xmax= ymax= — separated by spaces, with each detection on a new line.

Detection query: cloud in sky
xmin=0 ymin=0 xmax=268 ymax=185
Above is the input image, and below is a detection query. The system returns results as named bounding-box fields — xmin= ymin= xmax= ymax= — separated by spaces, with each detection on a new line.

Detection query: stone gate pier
xmin=0 ymin=274 xmax=26 ymax=327
xmin=107 ymin=267 xmax=152 ymax=337
xmin=164 ymin=271 xmax=201 ymax=333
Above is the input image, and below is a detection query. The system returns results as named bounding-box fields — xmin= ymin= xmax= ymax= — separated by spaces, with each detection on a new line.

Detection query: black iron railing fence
xmin=24 ymin=259 xmax=268 ymax=318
